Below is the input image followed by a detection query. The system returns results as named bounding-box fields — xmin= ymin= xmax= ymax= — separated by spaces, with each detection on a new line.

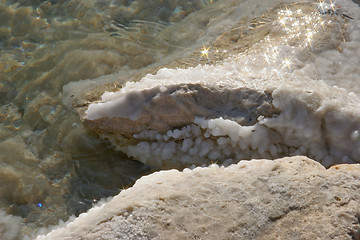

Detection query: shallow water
xmin=3 ymin=0 xmax=360 ymax=239
xmin=0 ymin=0 xmax=217 ymax=238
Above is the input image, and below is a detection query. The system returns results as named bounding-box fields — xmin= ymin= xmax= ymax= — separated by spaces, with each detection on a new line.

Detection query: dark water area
xmin=0 ymin=0 xmax=216 ymax=238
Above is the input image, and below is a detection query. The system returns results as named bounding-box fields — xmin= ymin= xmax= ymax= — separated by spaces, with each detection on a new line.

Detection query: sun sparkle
xmin=330 ymin=0 xmax=336 ymax=12
xmin=283 ymin=57 xmax=291 ymax=69
xmin=318 ymin=0 xmax=325 ymax=12
xmin=200 ymin=45 xmax=210 ymax=59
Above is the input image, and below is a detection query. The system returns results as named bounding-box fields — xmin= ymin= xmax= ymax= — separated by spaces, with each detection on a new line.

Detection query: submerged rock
xmin=36 ymin=156 xmax=360 ymax=240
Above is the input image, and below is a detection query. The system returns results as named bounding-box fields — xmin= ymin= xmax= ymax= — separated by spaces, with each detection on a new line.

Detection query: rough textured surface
xmin=36 ymin=156 xmax=360 ymax=240
xmin=44 ymin=2 xmax=360 ymax=240
xmin=3 ymin=0 xmax=360 ymax=239
xmin=81 ymin=0 xmax=360 ymax=168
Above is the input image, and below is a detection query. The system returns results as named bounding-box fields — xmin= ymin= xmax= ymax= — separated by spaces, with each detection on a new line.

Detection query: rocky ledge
xmin=78 ymin=0 xmax=360 ymax=169
xmin=37 ymin=157 xmax=360 ymax=240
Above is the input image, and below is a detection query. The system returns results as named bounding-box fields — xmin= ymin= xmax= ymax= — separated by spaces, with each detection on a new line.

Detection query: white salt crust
xmin=84 ymin=0 xmax=360 ymax=169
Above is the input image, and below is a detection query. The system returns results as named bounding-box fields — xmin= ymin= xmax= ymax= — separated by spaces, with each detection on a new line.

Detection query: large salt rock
xmin=36 ymin=156 xmax=360 ymax=240
xmin=81 ymin=0 xmax=360 ymax=168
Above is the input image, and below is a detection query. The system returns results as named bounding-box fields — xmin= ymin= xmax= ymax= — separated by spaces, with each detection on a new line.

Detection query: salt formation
xmin=36 ymin=157 xmax=360 ymax=239
xmin=34 ymin=0 xmax=360 ymax=239
xmin=0 ymin=210 xmax=22 ymax=240
xmin=83 ymin=0 xmax=360 ymax=168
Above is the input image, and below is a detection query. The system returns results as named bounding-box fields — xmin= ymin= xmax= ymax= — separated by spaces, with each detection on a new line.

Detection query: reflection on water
xmin=0 ymin=0 xmax=216 ymax=238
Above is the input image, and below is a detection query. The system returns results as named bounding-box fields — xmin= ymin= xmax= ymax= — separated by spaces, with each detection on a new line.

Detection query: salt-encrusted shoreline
xmin=81 ymin=0 xmax=360 ymax=168
xmin=34 ymin=0 xmax=360 ymax=239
